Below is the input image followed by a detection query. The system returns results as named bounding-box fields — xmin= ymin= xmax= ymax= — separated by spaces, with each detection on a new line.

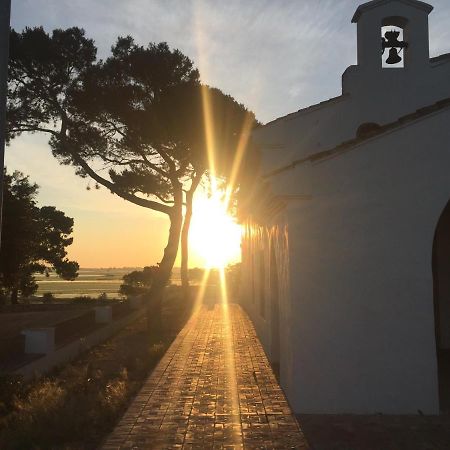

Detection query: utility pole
xmin=0 ymin=0 xmax=11 ymax=245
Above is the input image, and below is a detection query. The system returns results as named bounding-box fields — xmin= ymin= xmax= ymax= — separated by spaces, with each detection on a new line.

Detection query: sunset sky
xmin=7 ymin=0 xmax=450 ymax=268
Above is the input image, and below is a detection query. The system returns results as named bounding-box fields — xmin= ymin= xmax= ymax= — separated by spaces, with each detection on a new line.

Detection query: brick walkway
xmin=102 ymin=303 xmax=309 ymax=449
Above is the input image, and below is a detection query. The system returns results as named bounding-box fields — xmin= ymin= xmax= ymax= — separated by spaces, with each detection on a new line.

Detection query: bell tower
xmin=352 ymin=0 xmax=433 ymax=72
xmin=341 ymin=0 xmax=449 ymax=138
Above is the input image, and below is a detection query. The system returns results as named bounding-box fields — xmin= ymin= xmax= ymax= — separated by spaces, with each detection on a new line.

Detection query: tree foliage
xmin=0 ymin=171 xmax=79 ymax=303
xmin=7 ymin=27 xmax=97 ymax=142
xmin=7 ymin=29 xmax=199 ymax=301
xmin=7 ymin=27 xmax=257 ymax=315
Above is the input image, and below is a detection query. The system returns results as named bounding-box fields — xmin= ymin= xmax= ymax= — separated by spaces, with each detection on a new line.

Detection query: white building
xmin=240 ymin=0 xmax=450 ymax=414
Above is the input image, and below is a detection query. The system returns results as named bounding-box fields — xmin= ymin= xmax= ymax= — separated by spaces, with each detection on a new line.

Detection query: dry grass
xmin=0 ymin=287 xmax=192 ymax=449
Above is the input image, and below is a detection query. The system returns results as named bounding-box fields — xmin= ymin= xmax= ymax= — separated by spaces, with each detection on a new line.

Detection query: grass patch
xmin=0 ymin=286 xmax=193 ymax=449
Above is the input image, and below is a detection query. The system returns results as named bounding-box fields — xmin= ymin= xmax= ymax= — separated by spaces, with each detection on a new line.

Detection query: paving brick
xmin=102 ymin=303 xmax=309 ymax=449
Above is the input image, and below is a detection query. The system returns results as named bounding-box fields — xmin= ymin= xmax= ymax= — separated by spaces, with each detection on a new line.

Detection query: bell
xmin=384 ymin=30 xmax=403 ymax=49
xmin=382 ymin=29 xmax=407 ymax=65
xmin=386 ymin=47 xmax=402 ymax=65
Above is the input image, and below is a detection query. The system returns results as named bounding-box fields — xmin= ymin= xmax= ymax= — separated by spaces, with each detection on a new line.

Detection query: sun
xmin=189 ymin=191 xmax=242 ymax=268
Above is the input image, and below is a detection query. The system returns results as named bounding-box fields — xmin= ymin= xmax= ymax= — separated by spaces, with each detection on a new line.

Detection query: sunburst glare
xmin=189 ymin=189 xmax=242 ymax=269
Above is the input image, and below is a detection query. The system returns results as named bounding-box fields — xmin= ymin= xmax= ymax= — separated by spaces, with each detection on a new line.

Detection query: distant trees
xmin=0 ymin=171 xmax=78 ymax=303
xmin=6 ymin=26 xmax=256 ymax=323
xmin=120 ymin=266 xmax=158 ymax=297
xmin=188 ymin=267 xmax=205 ymax=283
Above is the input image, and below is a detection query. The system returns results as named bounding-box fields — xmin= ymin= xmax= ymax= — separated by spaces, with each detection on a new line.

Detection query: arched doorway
xmin=432 ymin=200 xmax=450 ymax=412
xmin=270 ymin=243 xmax=280 ymax=379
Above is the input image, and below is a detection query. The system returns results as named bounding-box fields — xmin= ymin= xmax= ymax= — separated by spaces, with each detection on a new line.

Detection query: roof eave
xmin=263 ymin=96 xmax=450 ymax=180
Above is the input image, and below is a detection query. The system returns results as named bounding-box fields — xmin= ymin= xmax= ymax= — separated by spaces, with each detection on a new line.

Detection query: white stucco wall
xmin=273 ymin=107 xmax=450 ymax=414
xmin=244 ymin=0 xmax=450 ymax=415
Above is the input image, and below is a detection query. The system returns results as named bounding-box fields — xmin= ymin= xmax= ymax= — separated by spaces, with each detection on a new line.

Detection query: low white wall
xmin=95 ymin=306 xmax=113 ymax=323
xmin=15 ymin=309 xmax=144 ymax=381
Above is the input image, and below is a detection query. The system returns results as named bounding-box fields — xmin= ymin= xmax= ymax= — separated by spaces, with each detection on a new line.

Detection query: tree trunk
xmin=180 ymin=172 xmax=203 ymax=302
xmin=11 ymin=288 xmax=18 ymax=305
xmin=146 ymin=193 xmax=183 ymax=334
xmin=180 ymin=189 xmax=194 ymax=301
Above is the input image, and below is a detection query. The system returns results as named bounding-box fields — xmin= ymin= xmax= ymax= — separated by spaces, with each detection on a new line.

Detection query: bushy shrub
xmin=72 ymin=295 xmax=93 ymax=304
xmin=42 ymin=292 xmax=54 ymax=304
xmin=0 ymin=374 xmax=25 ymax=416
xmin=120 ymin=266 xmax=158 ymax=298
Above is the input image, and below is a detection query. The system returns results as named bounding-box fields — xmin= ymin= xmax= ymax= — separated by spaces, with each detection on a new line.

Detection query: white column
xmin=94 ymin=306 xmax=113 ymax=323
xmin=22 ymin=328 xmax=55 ymax=354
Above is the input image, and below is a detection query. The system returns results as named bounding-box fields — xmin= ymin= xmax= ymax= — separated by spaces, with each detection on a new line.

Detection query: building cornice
xmin=352 ymin=0 xmax=433 ymax=23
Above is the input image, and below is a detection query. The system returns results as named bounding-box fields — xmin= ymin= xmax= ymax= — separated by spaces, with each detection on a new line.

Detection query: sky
xmin=7 ymin=0 xmax=450 ymax=268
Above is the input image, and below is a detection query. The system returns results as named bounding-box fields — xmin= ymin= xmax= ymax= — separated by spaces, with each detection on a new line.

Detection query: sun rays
xmin=187 ymin=8 xmax=254 ymax=438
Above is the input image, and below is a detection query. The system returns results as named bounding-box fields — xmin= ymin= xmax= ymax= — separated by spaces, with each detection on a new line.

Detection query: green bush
xmin=71 ymin=295 xmax=93 ymax=304
xmin=42 ymin=292 xmax=54 ymax=304
xmin=120 ymin=266 xmax=157 ymax=298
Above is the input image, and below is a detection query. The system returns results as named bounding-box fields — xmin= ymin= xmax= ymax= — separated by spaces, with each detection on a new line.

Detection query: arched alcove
xmin=356 ymin=122 xmax=381 ymax=139
xmin=432 ymin=200 xmax=450 ymax=412
xmin=382 ymin=15 xmax=409 ymax=28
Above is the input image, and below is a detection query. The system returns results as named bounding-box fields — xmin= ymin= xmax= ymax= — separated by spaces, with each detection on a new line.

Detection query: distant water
xmin=36 ymin=267 xmax=182 ymax=299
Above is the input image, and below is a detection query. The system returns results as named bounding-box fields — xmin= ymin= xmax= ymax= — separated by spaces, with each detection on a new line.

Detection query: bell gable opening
xmin=381 ymin=17 xmax=409 ymax=68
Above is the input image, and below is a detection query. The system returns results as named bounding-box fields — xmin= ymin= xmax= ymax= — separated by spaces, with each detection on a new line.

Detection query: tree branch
xmin=69 ymin=150 xmax=173 ymax=215
xmin=58 ymin=119 xmax=172 ymax=216
xmin=187 ymin=170 xmax=203 ymax=196
xmin=158 ymin=147 xmax=176 ymax=173
xmin=135 ymin=148 xmax=171 ymax=180
xmin=10 ymin=126 xmax=59 ymax=136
